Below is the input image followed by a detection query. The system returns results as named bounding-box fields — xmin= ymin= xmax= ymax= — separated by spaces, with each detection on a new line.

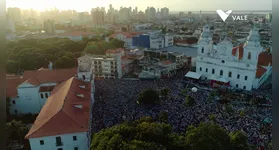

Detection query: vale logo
xmin=216 ymin=10 xmax=247 ymax=22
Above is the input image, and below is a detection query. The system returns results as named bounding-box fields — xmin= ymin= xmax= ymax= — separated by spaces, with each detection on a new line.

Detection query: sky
xmin=6 ymin=0 xmax=272 ymax=12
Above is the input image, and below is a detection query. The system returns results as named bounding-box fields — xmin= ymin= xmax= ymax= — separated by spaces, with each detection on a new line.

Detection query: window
xmin=236 ymin=84 xmax=239 ymax=88
xmin=201 ymin=47 xmax=204 ymax=53
xmin=45 ymin=93 xmax=48 ymax=99
xmin=245 ymin=76 xmax=248 ymax=80
xmin=40 ymin=93 xmax=44 ymax=99
xmin=220 ymin=70 xmax=223 ymax=76
xmin=206 ymin=68 xmax=208 ymax=72
xmin=57 ymin=148 xmax=63 ymax=150
xmin=237 ymin=74 xmax=240 ymax=79
xmin=82 ymin=75 xmax=86 ymax=80
xmin=200 ymin=67 xmax=202 ymax=71
xmin=228 ymin=72 xmax=232 ymax=77
xmin=14 ymin=110 xmax=17 ymax=114
xmin=73 ymin=136 xmax=77 ymax=141
xmin=40 ymin=140 xmax=44 ymax=145
xmin=12 ymin=101 xmax=15 ymax=104
xmin=221 ymin=60 xmax=225 ymax=63
xmin=243 ymin=86 xmax=246 ymax=90
xmin=74 ymin=147 xmax=78 ymax=150
xmin=212 ymin=69 xmax=215 ymax=74
xmin=205 ymin=77 xmax=207 ymax=80
xmin=56 ymin=137 xmax=63 ymax=146
xmin=248 ymin=52 xmax=251 ymax=60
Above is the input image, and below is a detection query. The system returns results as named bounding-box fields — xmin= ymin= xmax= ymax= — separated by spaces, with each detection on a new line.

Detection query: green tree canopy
xmin=138 ymin=89 xmax=160 ymax=105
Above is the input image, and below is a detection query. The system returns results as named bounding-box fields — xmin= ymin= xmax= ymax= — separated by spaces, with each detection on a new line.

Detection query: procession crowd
xmin=92 ymin=78 xmax=272 ymax=149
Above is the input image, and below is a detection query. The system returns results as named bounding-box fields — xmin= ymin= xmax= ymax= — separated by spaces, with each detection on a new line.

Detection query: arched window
xmin=45 ymin=93 xmax=48 ymax=98
xmin=40 ymin=93 xmax=44 ymax=99
xmin=82 ymin=75 xmax=86 ymax=80
xmin=212 ymin=69 xmax=215 ymax=74
xmin=201 ymin=47 xmax=204 ymax=53
xmin=220 ymin=70 xmax=223 ymax=76
xmin=248 ymin=52 xmax=251 ymax=60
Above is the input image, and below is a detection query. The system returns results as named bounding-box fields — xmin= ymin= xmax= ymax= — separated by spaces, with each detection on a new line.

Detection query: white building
xmin=25 ymin=76 xmax=94 ymax=150
xmin=78 ymin=54 xmax=123 ymax=79
xmin=6 ymin=67 xmax=77 ymax=115
xmin=194 ymin=25 xmax=272 ymax=90
xmin=149 ymin=31 xmax=174 ymax=49
xmin=105 ymin=32 xmax=143 ymax=48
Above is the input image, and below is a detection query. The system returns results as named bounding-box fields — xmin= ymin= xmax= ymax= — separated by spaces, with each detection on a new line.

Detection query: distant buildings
xmin=6 ymin=14 xmax=16 ymax=32
xmin=43 ymin=20 xmax=56 ymax=34
xmin=106 ymin=32 xmax=143 ymax=48
xmin=7 ymin=7 xmax=21 ymax=23
xmin=91 ymin=8 xmax=105 ymax=27
xmin=132 ymin=31 xmax=174 ymax=49
xmin=161 ymin=7 xmax=169 ymax=19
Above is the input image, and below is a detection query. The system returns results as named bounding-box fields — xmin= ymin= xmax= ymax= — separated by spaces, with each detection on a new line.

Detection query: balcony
xmin=56 ymin=142 xmax=63 ymax=147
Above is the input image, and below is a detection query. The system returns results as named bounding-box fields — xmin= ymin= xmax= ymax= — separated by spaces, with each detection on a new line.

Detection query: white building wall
xmin=16 ymin=84 xmax=41 ymax=114
xmin=29 ymin=132 xmax=89 ymax=150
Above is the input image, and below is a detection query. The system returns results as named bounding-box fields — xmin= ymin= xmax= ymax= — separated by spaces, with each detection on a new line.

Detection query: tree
xmin=6 ymin=120 xmax=29 ymax=146
xmin=158 ymin=111 xmax=168 ymax=123
xmin=208 ymin=114 xmax=216 ymax=123
xmin=185 ymin=95 xmax=195 ymax=107
xmin=54 ymin=56 xmax=76 ymax=69
xmin=91 ymin=117 xmax=183 ymax=150
xmin=6 ymin=60 xmax=19 ymax=73
xmin=230 ymin=131 xmax=250 ymax=150
xmin=138 ymin=89 xmax=159 ymax=105
xmin=185 ymin=122 xmax=231 ymax=150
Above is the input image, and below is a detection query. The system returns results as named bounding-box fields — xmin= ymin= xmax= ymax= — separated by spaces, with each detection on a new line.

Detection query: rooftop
xmin=25 ymin=77 xmax=91 ymax=139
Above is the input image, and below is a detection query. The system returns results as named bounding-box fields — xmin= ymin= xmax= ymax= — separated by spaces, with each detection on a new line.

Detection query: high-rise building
xmin=43 ymin=19 xmax=55 ymax=34
xmin=6 ymin=14 xmax=16 ymax=32
xmin=78 ymin=12 xmax=85 ymax=24
xmin=91 ymin=8 xmax=105 ymax=27
xmin=161 ymin=7 xmax=169 ymax=19
xmin=145 ymin=7 xmax=156 ymax=20
xmin=7 ymin=7 xmax=21 ymax=23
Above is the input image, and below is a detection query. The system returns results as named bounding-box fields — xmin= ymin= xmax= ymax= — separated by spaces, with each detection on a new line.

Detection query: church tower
xmin=197 ymin=25 xmax=212 ymax=56
xmin=243 ymin=25 xmax=263 ymax=64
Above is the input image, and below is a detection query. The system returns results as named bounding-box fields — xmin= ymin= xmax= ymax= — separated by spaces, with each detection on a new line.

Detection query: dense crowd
xmin=92 ymin=78 xmax=272 ymax=149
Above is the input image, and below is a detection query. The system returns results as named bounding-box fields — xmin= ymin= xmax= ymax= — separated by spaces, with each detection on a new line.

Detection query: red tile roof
xmin=232 ymin=44 xmax=244 ymax=59
xmin=161 ymin=60 xmax=173 ymax=65
xmin=258 ymin=51 xmax=272 ymax=66
xmin=255 ymin=51 xmax=272 ymax=78
xmin=58 ymin=31 xmax=95 ymax=37
xmin=24 ymin=77 xmax=40 ymax=86
xmin=6 ymin=77 xmax=26 ymax=98
xmin=23 ymin=68 xmax=77 ymax=84
xmin=176 ymin=39 xmax=198 ymax=44
xmin=256 ymin=65 xmax=267 ymax=78
xmin=6 ymin=68 xmax=77 ymax=98
xmin=109 ymin=32 xmax=143 ymax=39
xmin=106 ymin=48 xmax=125 ymax=54
xmin=25 ymin=77 xmax=91 ymax=139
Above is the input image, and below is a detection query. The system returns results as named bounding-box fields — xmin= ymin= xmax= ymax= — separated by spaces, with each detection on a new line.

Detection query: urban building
xmin=43 ymin=20 xmax=56 ymax=34
xmin=106 ymin=32 xmax=143 ymax=48
xmin=6 ymin=14 xmax=16 ymax=32
xmin=7 ymin=7 xmax=21 ymax=23
xmin=91 ymin=8 xmax=105 ymax=27
xmin=78 ymin=54 xmax=123 ymax=79
xmin=132 ymin=31 xmax=173 ymax=49
xmin=194 ymin=25 xmax=272 ymax=90
xmin=25 ymin=76 xmax=94 ymax=150
xmin=160 ymin=7 xmax=169 ymax=19
xmin=6 ymin=65 xmax=77 ymax=115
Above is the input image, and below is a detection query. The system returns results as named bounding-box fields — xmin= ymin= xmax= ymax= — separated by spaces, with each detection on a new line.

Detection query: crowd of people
xmin=92 ymin=78 xmax=272 ymax=149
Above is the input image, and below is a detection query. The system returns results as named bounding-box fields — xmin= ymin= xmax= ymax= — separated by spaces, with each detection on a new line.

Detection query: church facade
xmin=195 ymin=25 xmax=272 ymax=91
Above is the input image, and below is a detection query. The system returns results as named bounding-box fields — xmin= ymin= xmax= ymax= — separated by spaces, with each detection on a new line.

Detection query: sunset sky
xmin=6 ymin=0 xmax=272 ymax=12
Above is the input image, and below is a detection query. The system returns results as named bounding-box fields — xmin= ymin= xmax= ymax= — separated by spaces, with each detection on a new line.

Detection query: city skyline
xmin=7 ymin=0 xmax=272 ymax=12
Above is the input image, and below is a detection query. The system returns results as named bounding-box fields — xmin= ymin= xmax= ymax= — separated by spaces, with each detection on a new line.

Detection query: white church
xmin=191 ymin=25 xmax=272 ymax=91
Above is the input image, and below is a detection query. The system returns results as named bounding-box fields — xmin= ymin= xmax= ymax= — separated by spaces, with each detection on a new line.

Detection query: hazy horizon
xmin=6 ymin=0 xmax=272 ymax=12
